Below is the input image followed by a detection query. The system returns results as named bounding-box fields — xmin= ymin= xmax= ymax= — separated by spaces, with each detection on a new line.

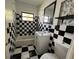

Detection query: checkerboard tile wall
xmin=38 ymin=23 xmax=74 ymax=44
xmin=48 ymin=24 xmax=74 ymax=53
xmin=16 ymin=13 xmax=39 ymax=36
xmin=38 ymin=23 xmax=52 ymax=31
xmin=7 ymin=23 xmax=16 ymax=52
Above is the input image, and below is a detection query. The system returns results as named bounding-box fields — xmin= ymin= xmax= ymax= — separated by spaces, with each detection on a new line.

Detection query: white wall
xmin=38 ymin=0 xmax=65 ymax=25
xmin=15 ymin=0 xmax=38 ymax=16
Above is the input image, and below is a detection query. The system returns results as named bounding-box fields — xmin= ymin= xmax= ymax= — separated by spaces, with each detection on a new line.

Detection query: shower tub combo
xmin=15 ymin=35 xmax=35 ymax=47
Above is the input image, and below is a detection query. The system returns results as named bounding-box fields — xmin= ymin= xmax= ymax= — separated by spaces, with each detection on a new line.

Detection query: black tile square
xmin=53 ymin=34 xmax=58 ymax=39
xmin=16 ymin=17 xmax=19 ymax=20
xmin=19 ymin=20 xmax=22 ymax=23
xmin=24 ymin=29 xmax=27 ymax=31
xmin=27 ymin=23 xmax=29 ymax=25
xmin=22 ymin=23 xmax=24 ymax=25
xmin=19 ymin=30 xmax=22 ymax=33
xmin=24 ymin=33 xmax=27 ymax=35
xmin=10 ymin=32 xmax=12 ymax=36
xmin=49 ymin=25 xmax=51 ymax=28
xmin=16 ymin=27 xmax=19 ymax=30
xmin=33 ymin=46 xmax=36 ymax=49
xmin=32 ymin=33 xmax=35 ymax=35
xmin=55 ymin=25 xmax=60 ymax=30
xmin=8 ymin=38 xmax=10 ymax=43
xmin=66 ymin=26 xmax=74 ymax=33
xmin=44 ymin=25 xmax=46 ymax=27
xmin=38 ymin=55 xmax=42 ymax=58
xmin=19 ymin=25 xmax=22 ymax=27
xmin=19 ymin=34 xmax=22 ymax=36
xmin=22 ymin=47 xmax=28 ymax=52
xmin=49 ymin=29 xmax=54 ymax=33
xmin=42 ymin=27 xmax=44 ymax=29
xmin=52 ymin=42 xmax=55 ymax=46
xmin=24 ymin=25 xmax=27 ymax=27
xmin=35 ymin=23 xmax=37 ymax=25
xmin=50 ymin=49 xmax=55 ymax=53
xmin=49 ymin=43 xmax=52 ymax=47
xmin=10 ymin=53 xmax=21 ymax=59
xmin=8 ymin=23 xmax=11 ymax=27
xmin=19 ymin=15 xmax=22 ymax=18
xmin=46 ymin=28 xmax=48 ymax=31
xmin=48 ymin=49 xmax=51 ymax=53
xmin=7 ymin=28 xmax=9 ymax=33
xmin=50 ymin=36 xmax=53 ymax=40
xmin=16 ymin=23 xmax=19 ymax=25
xmin=29 ymin=50 xmax=37 ymax=57
xmin=16 ymin=46 xmax=21 ymax=49
xmin=17 ymin=32 xmax=20 ymax=34
xmin=22 ymin=32 xmax=25 ymax=34
xmin=63 ymin=37 xmax=71 ymax=44
xmin=59 ymin=30 xmax=65 ymax=36
xmin=22 ymin=27 xmax=24 ymax=29
xmin=24 ymin=21 xmax=27 ymax=23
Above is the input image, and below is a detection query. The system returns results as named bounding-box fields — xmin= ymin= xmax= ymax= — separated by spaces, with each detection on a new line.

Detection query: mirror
xmin=44 ymin=0 xmax=57 ymax=24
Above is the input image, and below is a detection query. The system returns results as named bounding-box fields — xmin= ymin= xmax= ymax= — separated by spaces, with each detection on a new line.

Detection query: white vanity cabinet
xmin=34 ymin=31 xmax=50 ymax=55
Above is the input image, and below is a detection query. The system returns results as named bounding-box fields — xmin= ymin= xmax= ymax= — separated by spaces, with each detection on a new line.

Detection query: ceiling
xmin=17 ymin=0 xmax=44 ymax=7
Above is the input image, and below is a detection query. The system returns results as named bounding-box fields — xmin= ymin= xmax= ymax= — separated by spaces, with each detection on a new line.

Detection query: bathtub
xmin=15 ymin=35 xmax=35 ymax=47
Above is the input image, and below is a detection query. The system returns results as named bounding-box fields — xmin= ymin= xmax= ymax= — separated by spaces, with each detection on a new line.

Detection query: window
xmin=22 ymin=12 xmax=34 ymax=21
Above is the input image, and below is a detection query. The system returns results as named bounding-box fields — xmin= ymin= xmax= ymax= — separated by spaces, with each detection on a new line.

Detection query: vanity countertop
xmin=35 ymin=31 xmax=51 ymax=36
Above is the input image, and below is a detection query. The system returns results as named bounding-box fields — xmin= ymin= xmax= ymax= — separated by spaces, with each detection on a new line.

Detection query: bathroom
xmin=5 ymin=0 xmax=74 ymax=59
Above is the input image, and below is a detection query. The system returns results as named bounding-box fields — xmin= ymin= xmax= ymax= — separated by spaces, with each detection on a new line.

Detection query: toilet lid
xmin=40 ymin=53 xmax=59 ymax=59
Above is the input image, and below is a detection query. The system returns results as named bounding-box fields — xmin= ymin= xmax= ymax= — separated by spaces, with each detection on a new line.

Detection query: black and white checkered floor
xmin=10 ymin=45 xmax=42 ymax=59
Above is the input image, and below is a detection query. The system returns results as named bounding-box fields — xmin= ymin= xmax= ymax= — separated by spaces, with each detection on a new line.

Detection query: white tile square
xmin=19 ymin=23 xmax=22 ymax=25
xmin=22 ymin=45 xmax=27 ymax=47
xmin=20 ymin=27 xmax=22 ymax=30
xmin=59 ymin=25 xmax=66 ymax=31
xmin=64 ymin=33 xmax=74 ymax=40
xmin=50 ymin=33 xmax=54 ymax=37
xmin=17 ymin=15 xmax=19 ymax=18
xmin=20 ymin=32 xmax=22 ymax=34
xmin=51 ymin=25 xmax=55 ymax=29
xmin=28 ymin=46 xmax=34 ymax=51
xmin=19 ymin=18 xmax=22 ymax=20
xmin=22 ymin=25 xmax=24 ymax=27
xmin=51 ymin=45 xmax=54 ymax=50
xmin=22 ymin=29 xmax=24 ymax=32
xmin=21 ymin=52 xmax=30 ymax=59
xmin=54 ymin=30 xmax=59 ymax=34
xmin=30 ymin=56 xmax=38 ymax=59
xmin=13 ymin=48 xmax=22 ymax=54
xmin=57 ymin=35 xmax=64 ymax=43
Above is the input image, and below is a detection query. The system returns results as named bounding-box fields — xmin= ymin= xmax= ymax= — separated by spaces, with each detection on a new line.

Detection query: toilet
xmin=40 ymin=41 xmax=72 ymax=59
xmin=40 ymin=53 xmax=59 ymax=59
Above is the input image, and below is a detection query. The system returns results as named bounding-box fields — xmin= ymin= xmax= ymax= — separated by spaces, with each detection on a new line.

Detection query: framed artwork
xmin=58 ymin=0 xmax=74 ymax=25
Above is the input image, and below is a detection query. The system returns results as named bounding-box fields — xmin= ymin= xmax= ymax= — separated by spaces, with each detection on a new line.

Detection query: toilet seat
xmin=40 ymin=53 xmax=59 ymax=59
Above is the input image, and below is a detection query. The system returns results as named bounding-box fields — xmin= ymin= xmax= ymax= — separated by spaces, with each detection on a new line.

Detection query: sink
xmin=35 ymin=31 xmax=50 ymax=36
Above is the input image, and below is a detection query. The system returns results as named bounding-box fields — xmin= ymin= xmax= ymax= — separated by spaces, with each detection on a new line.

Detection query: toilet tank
xmin=54 ymin=42 xmax=70 ymax=59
